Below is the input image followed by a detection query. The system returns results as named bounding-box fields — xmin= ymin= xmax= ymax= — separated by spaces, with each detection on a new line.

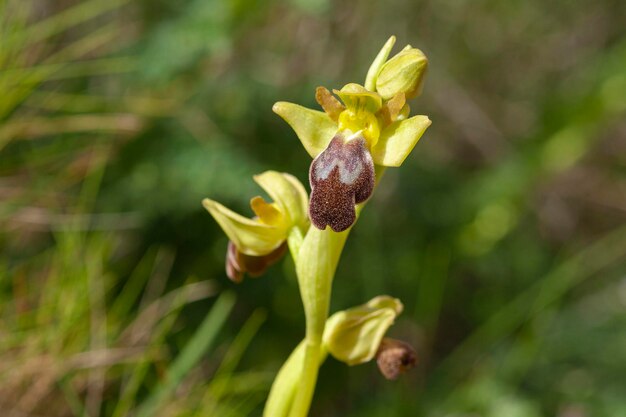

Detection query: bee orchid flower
xmin=273 ymin=37 xmax=431 ymax=232
xmin=202 ymin=171 xmax=308 ymax=282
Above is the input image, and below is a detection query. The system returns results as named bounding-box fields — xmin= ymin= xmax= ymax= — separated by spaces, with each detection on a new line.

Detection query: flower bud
xmin=376 ymin=338 xmax=417 ymax=380
xmin=375 ymin=48 xmax=428 ymax=100
xmin=323 ymin=296 xmax=403 ymax=365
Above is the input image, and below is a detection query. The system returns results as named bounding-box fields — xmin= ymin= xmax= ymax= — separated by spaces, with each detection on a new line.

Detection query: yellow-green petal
xmin=253 ymin=171 xmax=309 ymax=232
xmin=202 ymin=198 xmax=286 ymax=256
xmin=323 ymin=296 xmax=404 ymax=366
xmin=371 ymin=115 xmax=431 ymax=167
xmin=273 ymin=102 xmax=337 ymax=158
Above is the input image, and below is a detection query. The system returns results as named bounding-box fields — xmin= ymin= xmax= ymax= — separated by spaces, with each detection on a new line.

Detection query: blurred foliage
xmin=1 ymin=0 xmax=625 ymax=416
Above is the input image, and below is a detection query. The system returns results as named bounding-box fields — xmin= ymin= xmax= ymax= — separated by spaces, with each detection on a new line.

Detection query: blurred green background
xmin=1 ymin=0 xmax=626 ymax=416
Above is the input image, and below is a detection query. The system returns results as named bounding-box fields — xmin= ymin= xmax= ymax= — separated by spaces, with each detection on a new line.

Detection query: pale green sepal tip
xmin=365 ymin=35 xmax=396 ymax=91
xmin=323 ymin=296 xmax=403 ymax=366
xmin=253 ymin=171 xmax=309 ymax=232
xmin=202 ymin=198 xmax=286 ymax=257
xmin=371 ymin=115 xmax=431 ymax=167
xmin=272 ymin=101 xmax=337 ymax=158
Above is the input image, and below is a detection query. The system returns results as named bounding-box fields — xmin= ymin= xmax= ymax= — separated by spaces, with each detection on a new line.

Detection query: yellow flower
xmin=202 ymin=171 xmax=308 ymax=281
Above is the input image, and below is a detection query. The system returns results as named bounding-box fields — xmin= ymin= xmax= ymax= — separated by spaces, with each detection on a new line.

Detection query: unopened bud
xmin=376 ymin=338 xmax=417 ymax=380
xmin=323 ymin=296 xmax=403 ymax=365
xmin=375 ymin=48 xmax=428 ymax=100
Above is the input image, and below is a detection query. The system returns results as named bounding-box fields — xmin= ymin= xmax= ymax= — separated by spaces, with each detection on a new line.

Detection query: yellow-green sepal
xmin=253 ymin=171 xmax=309 ymax=233
xmin=273 ymin=102 xmax=337 ymax=158
xmin=202 ymin=198 xmax=286 ymax=256
xmin=365 ymin=36 xmax=397 ymax=91
xmin=371 ymin=115 xmax=431 ymax=167
xmin=323 ymin=296 xmax=403 ymax=366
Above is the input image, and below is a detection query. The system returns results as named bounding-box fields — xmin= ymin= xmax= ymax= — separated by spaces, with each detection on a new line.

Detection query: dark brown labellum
xmin=225 ymin=241 xmax=288 ymax=283
xmin=376 ymin=338 xmax=417 ymax=380
xmin=309 ymin=134 xmax=375 ymax=232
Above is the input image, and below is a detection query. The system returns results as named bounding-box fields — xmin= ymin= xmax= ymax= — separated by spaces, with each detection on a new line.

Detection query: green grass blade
xmin=4 ymin=0 xmax=131 ymax=52
xmin=112 ymin=282 xmax=198 ymax=417
xmin=109 ymin=246 xmax=158 ymax=322
xmin=435 ymin=224 xmax=626 ymax=384
xmin=133 ymin=291 xmax=236 ymax=417
xmin=201 ymin=308 xmax=267 ymax=410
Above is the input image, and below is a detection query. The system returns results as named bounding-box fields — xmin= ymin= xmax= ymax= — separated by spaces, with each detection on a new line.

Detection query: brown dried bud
xmin=309 ymin=133 xmax=375 ymax=232
xmin=225 ymin=240 xmax=287 ymax=283
xmin=376 ymin=338 xmax=417 ymax=380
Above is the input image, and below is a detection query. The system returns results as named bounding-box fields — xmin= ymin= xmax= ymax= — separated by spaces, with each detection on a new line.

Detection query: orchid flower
xmin=273 ymin=37 xmax=431 ymax=232
xmin=202 ymin=171 xmax=308 ymax=282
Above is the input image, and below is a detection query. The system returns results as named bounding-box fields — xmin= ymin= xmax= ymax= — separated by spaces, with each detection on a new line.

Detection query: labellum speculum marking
xmin=309 ymin=132 xmax=375 ymax=232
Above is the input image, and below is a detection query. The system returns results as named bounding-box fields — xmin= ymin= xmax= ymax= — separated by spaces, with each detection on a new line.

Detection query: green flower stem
xmin=277 ymin=170 xmax=386 ymax=417
xmin=287 ymin=226 xmax=304 ymax=262
xmin=288 ymin=226 xmax=350 ymax=417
